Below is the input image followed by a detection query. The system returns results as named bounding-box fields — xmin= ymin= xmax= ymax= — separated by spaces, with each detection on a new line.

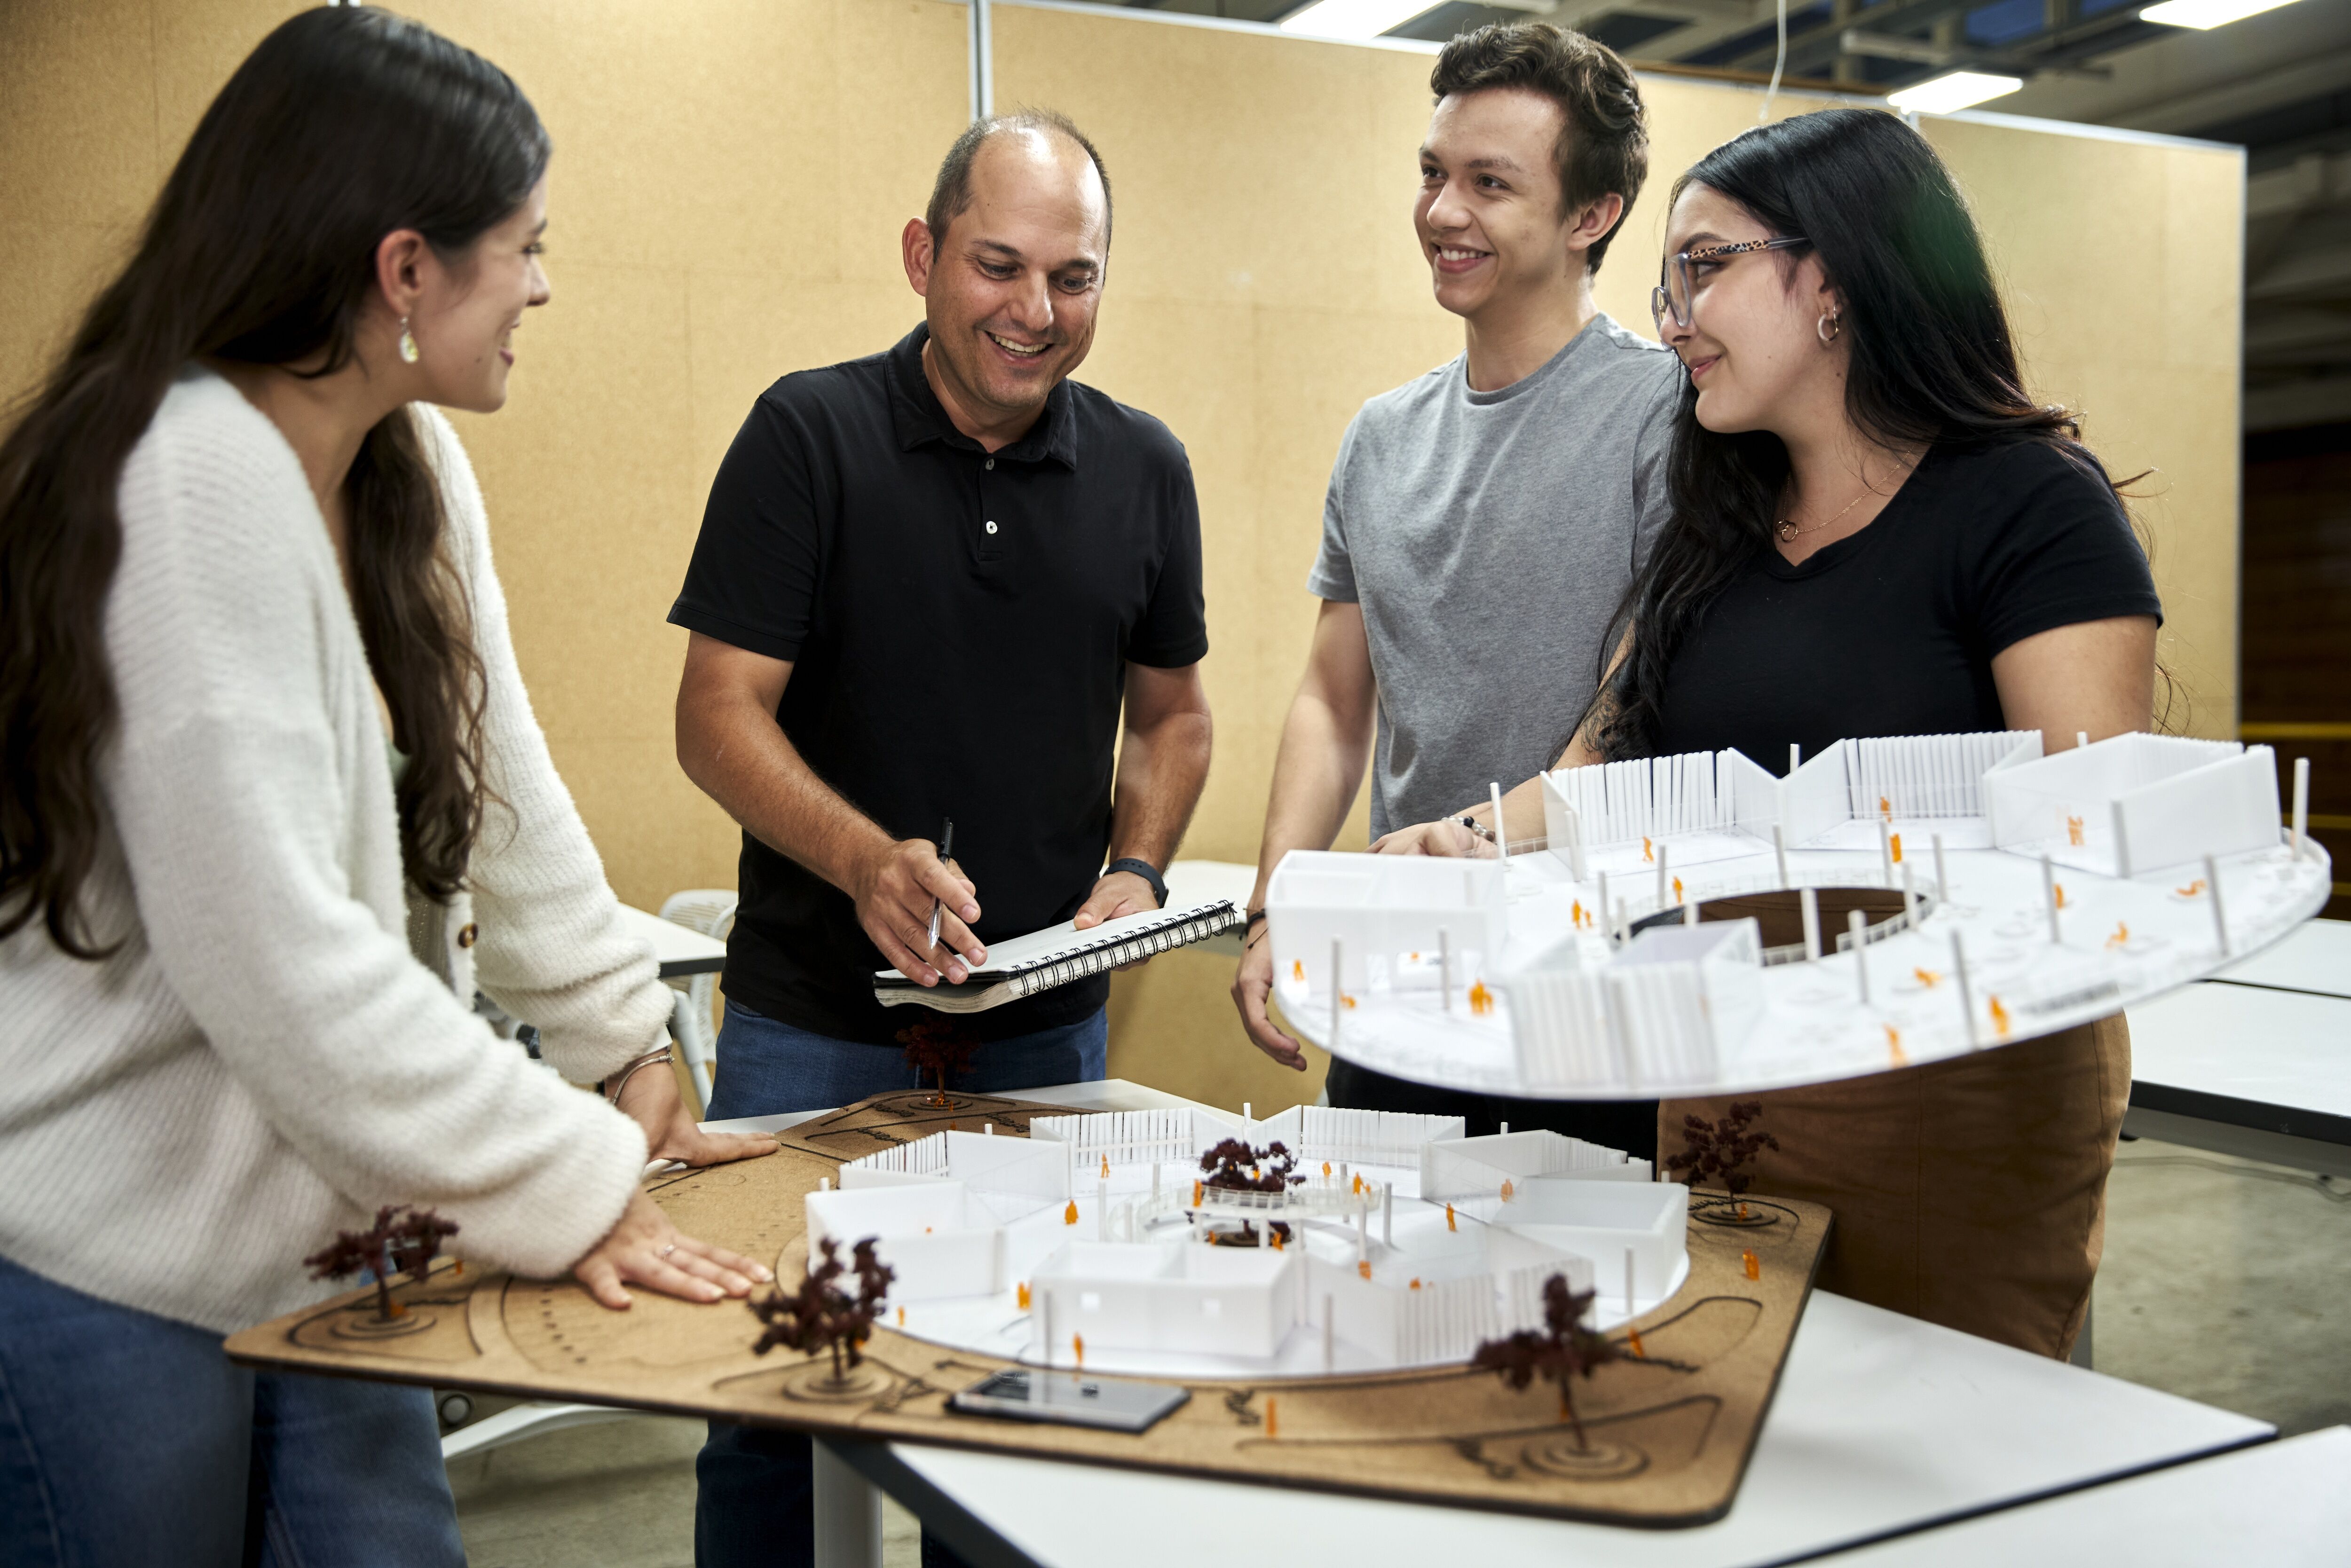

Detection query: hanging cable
xmin=1759 ymin=0 xmax=1788 ymax=125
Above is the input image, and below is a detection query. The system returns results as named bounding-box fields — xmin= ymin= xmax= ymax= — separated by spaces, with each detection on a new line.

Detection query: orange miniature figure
xmin=1017 ymin=1283 xmax=1031 ymax=1310
xmin=1467 ymin=981 xmax=1494 ymax=1016
xmin=2066 ymin=815 xmax=2084 ymax=847
xmin=1270 ymin=1230 xmax=1285 ymax=1251
xmin=1292 ymin=959 xmax=1304 ymax=982
xmin=2106 ymin=922 xmax=2130 ymax=949
xmin=1073 ymin=1334 xmax=1084 ymax=1367
xmin=1352 ymin=1172 xmax=1364 ymax=1196
xmin=1988 ymin=995 xmax=2012 ymax=1037
xmin=1499 ymin=1178 xmax=1515 ymax=1202
xmin=1890 ymin=832 xmax=1902 ymax=863
xmin=1322 ymin=1161 xmax=1333 ymax=1182
xmin=1742 ymin=1249 xmax=1760 ymax=1281
xmin=1641 ymin=836 xmax=1654 ymax=863
xmin=1100 ymin=1155 xmax=1111 ymax=1179
xmin=1063 ymin=1199 xmax=1079 ymax=1225
xmin=1341 ymin=993 xmax=1358 ymax=1009
xmin=1628 ymin=1326 xmax=1646 ymax=1358
xmin=2054 ymin=882 xmax=2069 ymax=909
xmin=2177 ymin=878 xmax=2207 ymax=897
xmin=1672 ymin=875 xmax=1684 ymax=904
xmin=1913 ymin=967 xmax=1941 ymax=988
xmin=1357 ymin=1260 xmax=1372 ymax=1280
xmin=1885 ymin=1023 xmax=1908 ymax=1067
xmin=896 ymin=1306 xmax=905 ymax=1326
xmin=1445 ymin=1202 xmax=1458 ymax=1232
xmin=1192 ymin=1180 xmax=1204 ymax=1206
xmin=1409 ymin=1277 xmax=1422 ymax=1290
xmin=1878 ymin=795 xmax=1891 ymax=820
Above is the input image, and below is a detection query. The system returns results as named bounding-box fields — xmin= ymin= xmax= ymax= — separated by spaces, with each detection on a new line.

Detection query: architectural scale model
xmin=1265 ymin=731 xmax=2333 ymax=1099
xmin=228 ymin=1090 xmax=1834 ymax=1526
xmin=805 ymin=1104 xmax=1682 ymax=1379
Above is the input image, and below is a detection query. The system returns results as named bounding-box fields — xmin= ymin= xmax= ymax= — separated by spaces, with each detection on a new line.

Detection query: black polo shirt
xmin=669 ymin=324 xmax=1208 ymax=1045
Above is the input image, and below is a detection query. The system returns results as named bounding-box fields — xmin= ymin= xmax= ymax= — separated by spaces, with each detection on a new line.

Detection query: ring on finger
xmin=658 ymin=1243 xmax=677 ymax=1258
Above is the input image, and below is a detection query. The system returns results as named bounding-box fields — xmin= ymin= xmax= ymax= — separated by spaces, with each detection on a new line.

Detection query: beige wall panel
xmin=442 ymin=260 xmax=699 ymax=744
xmin=149 ymin=0 xmax=297 ymax=158
xmin=1925 ymin=116 xmax=2241 ymax=740
xmin=1107 ymin=949 xmax=1329 ymax=1111
xmin=0 ymin=0 xmax=161 ymax=229
xmin=686 ymin=274 xmax=936 ymax=504
xmin=991 ymin=10 xmax=1444 ymax=316
xmin=0 ymin=222 xmax=136 ymax=408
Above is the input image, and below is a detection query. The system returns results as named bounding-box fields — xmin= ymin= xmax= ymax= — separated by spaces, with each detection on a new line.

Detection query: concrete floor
xmin=445 ymin=1137 xmax=2351 ymax=1567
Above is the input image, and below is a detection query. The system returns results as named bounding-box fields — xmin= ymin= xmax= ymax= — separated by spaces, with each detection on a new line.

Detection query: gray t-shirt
xmin=1308 ymin=313 xmax=1682 ymax=837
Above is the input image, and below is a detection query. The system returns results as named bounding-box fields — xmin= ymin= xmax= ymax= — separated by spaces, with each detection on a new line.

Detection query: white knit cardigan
xmin=0 ymin=368 xmax=664 ymax=1334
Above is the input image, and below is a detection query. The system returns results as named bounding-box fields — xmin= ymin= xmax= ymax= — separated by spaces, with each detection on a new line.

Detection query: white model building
xmin=813 ymin=1108 xmax=1688 ymax=1379
xmin=1262 ymin=729 xmax=2331 ymax=1102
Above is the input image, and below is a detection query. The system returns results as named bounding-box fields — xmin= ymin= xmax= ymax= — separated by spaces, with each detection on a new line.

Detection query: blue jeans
xmin=697 ymin=1003 xmax=1105 ymax=1568
xmin=702 ymin=1000 xmax=1109 ymax=1121
xmin=0 ymin=1252 xmax=462 ymax=1568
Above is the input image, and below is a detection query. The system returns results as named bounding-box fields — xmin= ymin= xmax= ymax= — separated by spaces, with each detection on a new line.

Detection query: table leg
xmin=813 ymin=1436 xmax=884 ymax=1568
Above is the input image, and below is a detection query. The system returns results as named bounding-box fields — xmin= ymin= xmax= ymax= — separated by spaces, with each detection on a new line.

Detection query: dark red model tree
xmin=1665 ymin=1100 xmax=1780 ymax=1196
xmin=749 ymin=1236 xmax=895 ymax=1382
xmin=1198 ymin=1138 xmax=1303 ymax=1244
xmin=896 ymin=1018 xmax=978 ymax=1108
xmin=1471 ymin=1274 xmax=1621 ymax=1448
xmin=304 ymin=1206 xmax=462 ymax=1322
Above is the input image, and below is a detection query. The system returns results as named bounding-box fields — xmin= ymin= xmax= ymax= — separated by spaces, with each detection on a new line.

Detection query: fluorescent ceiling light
xmin=1886 ymin=70 xmax=2025 ymax=115
xmin=1278 ymin=0 xmax=1437 ymax=39
xmin=2139 ymin=0 xmax=2300 ymax=29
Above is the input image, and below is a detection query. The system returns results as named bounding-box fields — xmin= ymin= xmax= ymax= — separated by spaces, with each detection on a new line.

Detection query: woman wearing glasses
xmin=1377 ymin=108 xmax=2159 ymax=1358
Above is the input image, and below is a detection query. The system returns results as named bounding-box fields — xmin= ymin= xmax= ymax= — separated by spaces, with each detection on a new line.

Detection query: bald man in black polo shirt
xmin=672 ymin=110 xmax=1212 ymax=1567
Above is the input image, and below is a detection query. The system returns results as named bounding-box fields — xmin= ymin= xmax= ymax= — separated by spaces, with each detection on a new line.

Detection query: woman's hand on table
xmin=1368 ymin=819 xmax=1491 ymax=858
xmin=570 ymin=1188 xmax=773 ymax=1310
xmin=614 ymin=1048 xmax=781 ymax=1168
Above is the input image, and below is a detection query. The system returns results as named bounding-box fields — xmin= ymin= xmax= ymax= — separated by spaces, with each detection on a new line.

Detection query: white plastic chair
xmin=657 ymin=888 xmax=737 ymax=1110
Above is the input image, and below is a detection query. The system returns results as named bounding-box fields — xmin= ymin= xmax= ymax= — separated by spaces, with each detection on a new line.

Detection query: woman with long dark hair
xmin=1379 ymin=108 xmax=2159 ymax=1357
xmin=0 ymin=10 xmax=773 ymax=1560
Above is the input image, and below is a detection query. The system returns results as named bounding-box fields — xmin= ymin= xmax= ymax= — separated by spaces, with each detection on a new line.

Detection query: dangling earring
xmin=398 ymin=317 xmax=420 ymax=364
xmin=1816 ymin=307 xmax=1842 ymax=345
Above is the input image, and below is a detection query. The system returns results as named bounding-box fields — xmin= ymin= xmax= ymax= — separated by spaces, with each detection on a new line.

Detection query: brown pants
xmin=1661 ymin=1015 xmax=2130 ymax=1359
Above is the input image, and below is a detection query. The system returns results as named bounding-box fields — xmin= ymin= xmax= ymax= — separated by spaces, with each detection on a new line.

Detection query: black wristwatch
xmin=1102 ymin=858 xmax=1168 ymax=909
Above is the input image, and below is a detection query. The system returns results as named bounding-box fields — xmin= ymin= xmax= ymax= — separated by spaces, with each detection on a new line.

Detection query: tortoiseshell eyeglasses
xmin=1651 ymin=236 xmax=1810 ymax=332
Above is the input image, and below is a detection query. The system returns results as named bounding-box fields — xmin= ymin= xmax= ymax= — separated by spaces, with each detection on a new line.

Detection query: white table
xmin=749 ymin=1081 xmax=2271 ymax=1568
xmin=1816 ymin=1425 xmax=2351 ymax=1566
xmin=2124 ymin=980 xmax=2351 ymax=1177
xmin=613 ymin=900 xmax=728 ymax=979
xmin=2208 ymin=916 xmax=2351 ymax=1001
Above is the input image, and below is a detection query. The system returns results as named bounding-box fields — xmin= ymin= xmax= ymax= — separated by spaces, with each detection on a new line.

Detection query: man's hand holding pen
xmin=852 ymin=836 xmax=985 ymax=986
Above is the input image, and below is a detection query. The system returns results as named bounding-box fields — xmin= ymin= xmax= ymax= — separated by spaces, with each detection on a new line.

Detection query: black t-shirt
xmin=1656 ymin=439 xmax=2162 ymax=767
xmin=669 ymin=325 xmax=1209 ymax=1043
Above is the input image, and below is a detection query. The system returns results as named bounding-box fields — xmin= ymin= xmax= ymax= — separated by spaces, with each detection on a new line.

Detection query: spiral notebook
xmin=872 ymin=898 xmax=1245 ymax=1014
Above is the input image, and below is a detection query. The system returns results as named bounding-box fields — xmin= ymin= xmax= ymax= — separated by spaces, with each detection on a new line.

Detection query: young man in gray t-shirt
xmin=1232 ymin=22 xmax=1682 ymax=1156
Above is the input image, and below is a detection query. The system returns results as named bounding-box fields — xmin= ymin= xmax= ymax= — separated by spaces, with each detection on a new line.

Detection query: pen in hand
xmin=927 ymin=818 xmax=955 ymax=955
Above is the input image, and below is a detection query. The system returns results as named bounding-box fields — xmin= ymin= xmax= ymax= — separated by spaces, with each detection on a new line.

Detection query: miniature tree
xmin=303 ymin=1205 xmax=461 ymax=1323
xmin=1471 ymin=1274 xmax=1620 ymax=1449
xmin=1665 ymin=1100 xmax=1780 ymax=1197
xmin=749 ymin=1236 xmax=895 ymax=1384
xmin=896 ymin=1018 xmax=978 ymax=1108
xmin=1198 ymin=1138 xmax=1303 ymax=1245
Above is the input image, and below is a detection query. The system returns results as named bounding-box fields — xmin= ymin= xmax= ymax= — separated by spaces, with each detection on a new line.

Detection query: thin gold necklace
xmin=1775 ymin=487 xmax=1870 ymax=544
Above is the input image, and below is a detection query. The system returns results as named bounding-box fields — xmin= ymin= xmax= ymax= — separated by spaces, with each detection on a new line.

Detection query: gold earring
xmin=398 ymin=317 xmax=420 ymax=364
xmin=1816 ymin=309 xmax=1841 ymax=345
